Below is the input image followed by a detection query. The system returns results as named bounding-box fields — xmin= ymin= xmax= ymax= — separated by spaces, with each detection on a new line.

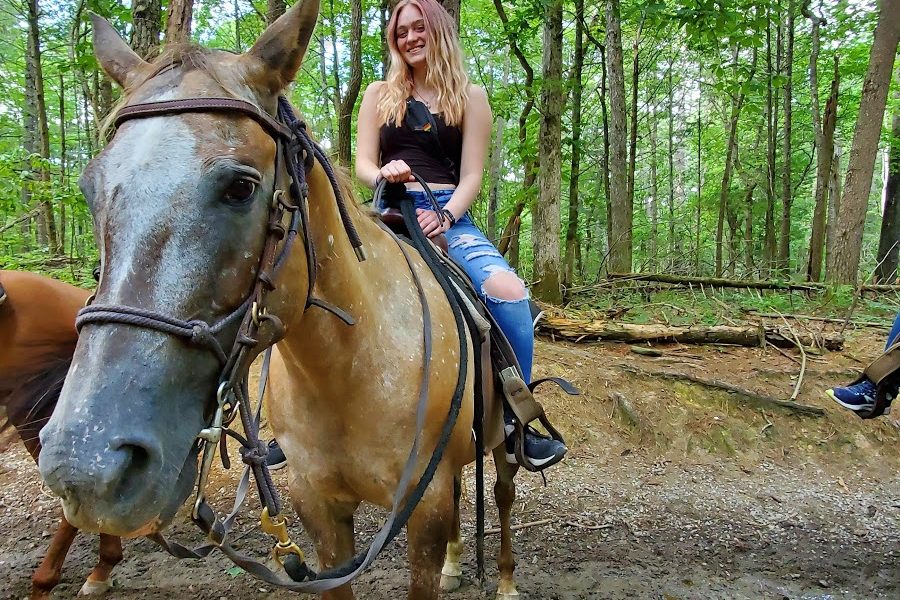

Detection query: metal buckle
xmin=260 ymin=507 xmax=306 ymax=567
xmin=192 ymin=382 xmax=228 ymax=519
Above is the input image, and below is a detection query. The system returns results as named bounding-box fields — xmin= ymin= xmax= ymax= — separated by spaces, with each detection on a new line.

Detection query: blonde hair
xmin=377 ymin=0 xmax=469 ymax=127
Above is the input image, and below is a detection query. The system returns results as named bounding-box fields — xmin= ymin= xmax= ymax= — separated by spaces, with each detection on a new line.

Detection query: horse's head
xmin=39 ymin=0 xmax=320 ymax=536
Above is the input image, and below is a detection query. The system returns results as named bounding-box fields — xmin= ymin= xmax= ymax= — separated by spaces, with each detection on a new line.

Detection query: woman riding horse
xmin=38 ymin=2 xmax=522 ymax=598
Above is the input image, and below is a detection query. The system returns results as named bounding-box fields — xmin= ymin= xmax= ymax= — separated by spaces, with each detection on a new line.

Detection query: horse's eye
xmin=223 ymin=178 xmax=256 ymax=204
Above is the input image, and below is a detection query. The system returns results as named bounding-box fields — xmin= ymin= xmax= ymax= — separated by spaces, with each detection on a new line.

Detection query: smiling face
xmin=394 ymin=4 xmax=428 ymax=70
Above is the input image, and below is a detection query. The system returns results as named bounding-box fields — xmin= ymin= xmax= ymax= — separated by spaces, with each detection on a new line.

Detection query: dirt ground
xmin=1 ymin=330 xmax=898 ymax=599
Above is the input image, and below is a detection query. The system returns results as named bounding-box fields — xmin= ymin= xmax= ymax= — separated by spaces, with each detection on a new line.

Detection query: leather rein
xmin=74 ymin=95 xmax=472 ymax=591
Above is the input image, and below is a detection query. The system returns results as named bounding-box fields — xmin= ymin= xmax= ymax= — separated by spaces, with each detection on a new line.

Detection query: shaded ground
xmin=1 ymin=331 xmax=898 ymax=599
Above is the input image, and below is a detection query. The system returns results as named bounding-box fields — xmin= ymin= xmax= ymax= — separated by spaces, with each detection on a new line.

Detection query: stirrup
xmin=499 ymin=367 xmax=575 ymax=472
xmin=856 ymin=343 xmax=900 ymax=419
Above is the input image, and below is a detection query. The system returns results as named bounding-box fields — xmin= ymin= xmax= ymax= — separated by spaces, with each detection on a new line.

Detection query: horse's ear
xmin=90 ymin=13 xmax=148 ymax=89
xmin=245 ymin=0 xmax=320 ymax=94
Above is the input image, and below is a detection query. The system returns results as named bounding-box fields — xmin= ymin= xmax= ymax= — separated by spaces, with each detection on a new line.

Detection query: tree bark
xmin=808 ymin=52 xmax=839 ymax=281
xmin=533 ymin=0 xmax=563 ymax=303
xmin=439 ymin=0 xmax=460 ymax=30
xmin=493 ymin=0 xmax=537 ymax=258
xmin=337 ymin=0 xmax=363 ymax=166
xmin=875 ymin=63 xmax=900 ymax=283
xmin=715 ymin=46 xmax=755 ymax=277
xmin=25 ymin=0 xmax=59 ymax=254
xmin=267 ymin=0 xmax=285 ymax=23
xmin=563 ymin=0 xmax=585 ymax=289
xmin=165 ymin=0 xmax=193 ymax=44
xmin=606 ymin=0 xmax=631 ymax=273
xmin=777 ymin=0 xmax=795 ymax=273
xmin=667 ymin=57 xmax=676 ymax=270
xmin=648 ymin=99 xmax=659 ymax=272
xmin=825 ymin=143 xmax=842 ymax=269
xmin=626 ymin=16 xmax=644 ymax=208
xmin=487 ymin=58 xmax=510 ymax=242
xmin=763 ymin=8 xmax=778 ymax=274
xmin=131 ymin=0 xmax=162 ymax=58
xmin=827 ymin=0 xmax=900 ymax=283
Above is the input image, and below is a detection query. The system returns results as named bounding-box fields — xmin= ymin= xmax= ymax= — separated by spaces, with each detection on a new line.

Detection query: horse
xmin=37 ymin=2 xmax=521 ymax=598
xmin=0 ymin=270 xmax=123 ymax=599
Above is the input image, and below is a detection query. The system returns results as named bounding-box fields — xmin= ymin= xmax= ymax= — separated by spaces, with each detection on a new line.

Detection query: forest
xmin=0 ymin=0 xmax=898 ymax=304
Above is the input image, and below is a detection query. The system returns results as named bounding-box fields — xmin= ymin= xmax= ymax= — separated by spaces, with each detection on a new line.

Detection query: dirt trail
xmin=1 ymin=333 xmax=898 ymax=599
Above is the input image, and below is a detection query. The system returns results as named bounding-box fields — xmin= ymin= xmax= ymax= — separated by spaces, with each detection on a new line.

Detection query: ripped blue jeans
xmin=405 ymin=189 xmax=535 ymax=382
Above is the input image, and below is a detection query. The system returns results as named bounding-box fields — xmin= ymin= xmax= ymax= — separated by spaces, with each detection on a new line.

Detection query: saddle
xmin=377 ymin=183 xmax=575 ymax=470
xmin=854 ymin=342 xmax=900 ymax=419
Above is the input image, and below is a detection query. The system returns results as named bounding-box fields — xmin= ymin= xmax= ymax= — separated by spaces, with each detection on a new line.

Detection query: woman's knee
xmin=482 ymin=271 xmax=528 ymax=302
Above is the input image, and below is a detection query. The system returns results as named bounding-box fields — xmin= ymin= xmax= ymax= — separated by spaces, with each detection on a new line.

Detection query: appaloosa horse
xmin=0 ymin=270 xmax=123 ymax=598
xmin=38 ymin=2 xmax=519 ymax=598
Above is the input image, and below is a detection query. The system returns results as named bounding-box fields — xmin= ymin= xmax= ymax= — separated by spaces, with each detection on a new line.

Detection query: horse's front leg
xmin=407 ymin=470 xmax=455 ymax=600
xmin=440 ymin=473 xmax=464 ymax=592
xmin=492 ymin=447 xmax=519 ymax=599
xmin=79 ymin=534 xmax=123 ymax=595
xmin=291 ymin=489 xmax=358 ymax=600
xmin=30 ymin=516 xmax=78 ymax=600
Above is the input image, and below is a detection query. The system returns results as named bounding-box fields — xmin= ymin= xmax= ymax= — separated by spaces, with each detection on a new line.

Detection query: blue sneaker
xmin=826 ymin=378 xmax=879 ymax=412
xmin=504 ymin=424 xmax=567 ymax=470
xmin=266 ymin=439 xmax=287 ymax=470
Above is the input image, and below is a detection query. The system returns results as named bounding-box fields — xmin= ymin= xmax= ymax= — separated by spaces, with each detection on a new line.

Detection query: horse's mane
xmin=0 ymin=355 xmax=71 ymax=459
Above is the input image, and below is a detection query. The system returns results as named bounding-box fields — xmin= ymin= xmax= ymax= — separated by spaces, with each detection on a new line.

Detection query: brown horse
xmin=0 ymin=270 xmax=123 ymax=598
xmin=37 ymin=2 xmax=520 ymax=598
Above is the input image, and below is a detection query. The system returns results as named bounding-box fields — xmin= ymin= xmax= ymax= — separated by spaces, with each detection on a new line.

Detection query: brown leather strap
xmin=115 ymin=97 xmax=293 ymax=140
xmin=864 ymin=342 xmax=900 ymax=385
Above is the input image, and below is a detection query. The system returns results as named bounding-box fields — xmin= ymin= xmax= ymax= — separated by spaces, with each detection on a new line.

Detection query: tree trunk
xmin=563 ymin=0 xmax=585 ymax=289
xmin=743 ymin=182 xmax=758 ymax=275
xmin=131 ymin=0 xmax=161 ymax=58
xmin=626 ymin=16 xmax=644 ymax=207
xmin=25 ymin=0 xmax=59 ymax=254
xmin=825 ymin=143 xmax=842 ymax=269
xmin=58 ymin=71 xmax=67 ymax=253
xmin=667 ymin=57 xmax=676 ymax=269
xmin=875 ymin=64 xmax=900 ymax=283
xmin=695 ymin=66 xmax=702 ymax=274
xmin=267 ymin=0 xmax=285 ymax=23
xmin=493 ymin=0 xmax=537 ymax=258
xmin=439 ymin=0 xmax=460 ymax=30
xmin=777 ymin=0 xmax=795 ymax=273
xmin=715 ymin=47 xmax=756 ymax=277
xmin=380 ymin=0 xmax=390 ymax=75
xmin=532 ymin=0 xmax=563 ymax=304
xmin=487 ymin=59 xmax=510 ymax=242
xmin=808 ymin=52 xmax=839 ymax=281
xmin=165 ymin=0 xmax=193 ymax=43
xmin=337 ymin=0 xmax=362 ymax=166
xmin=648 ymin=99 xmax=658 ymax=272
xmin=827 ymin=0 xmax=900 ymax=284
xmin=763 ymin=9 xmax=778 ymax=273
xmin=606 ymin=0 xmax=631 ymax=273
xmin=233 ymin=0 xmax=241 ymax=52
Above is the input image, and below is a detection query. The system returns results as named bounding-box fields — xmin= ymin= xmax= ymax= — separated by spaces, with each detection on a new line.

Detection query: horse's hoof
xmin=496 ymin=587 xmax=520 ymax=600
xmin=78 ymin=579 xmax=111 ymax=596
xmin=440 ymin=574 xmax=462 ymax=592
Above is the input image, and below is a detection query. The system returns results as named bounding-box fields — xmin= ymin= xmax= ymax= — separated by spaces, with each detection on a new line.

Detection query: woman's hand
xmin=379 ymin=160 xmax=414 ymax=184
xmin=416 ymin=208 xmax=452 ymax=238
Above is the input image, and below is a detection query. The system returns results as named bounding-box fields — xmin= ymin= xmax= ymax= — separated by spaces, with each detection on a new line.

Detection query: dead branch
xmin=618 ymin=364 xmax=825 ymax=417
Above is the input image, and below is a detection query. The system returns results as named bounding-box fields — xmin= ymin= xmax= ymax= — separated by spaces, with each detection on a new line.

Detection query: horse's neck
xmin=277 ymin=169 xmax=421 ymax=380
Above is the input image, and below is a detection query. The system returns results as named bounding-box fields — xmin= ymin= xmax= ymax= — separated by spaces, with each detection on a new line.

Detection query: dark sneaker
xmin=826 ymin=378 xmax=878 ymax=412
xmin=504 ymin=424 xmax=567 ymax=470
xmin=266 ymin=439 xmax=287 ymax=470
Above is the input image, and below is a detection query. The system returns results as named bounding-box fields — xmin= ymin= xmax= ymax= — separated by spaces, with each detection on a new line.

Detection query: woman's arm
xmin=356 ymin=81 xmax=414 ymax=188
xmin=443 ymin=84 xmax=492 ymax=221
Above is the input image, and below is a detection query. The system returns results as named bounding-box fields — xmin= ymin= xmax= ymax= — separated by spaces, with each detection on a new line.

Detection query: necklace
xmin=413 ymin=88 xmax=437 ymax=110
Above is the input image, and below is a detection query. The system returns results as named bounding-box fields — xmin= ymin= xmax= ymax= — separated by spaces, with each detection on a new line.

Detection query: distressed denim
xmin=887 ymin=312 xmax=900 ymax=350
xmin=406 ymin=189 xmax=535 ymax=382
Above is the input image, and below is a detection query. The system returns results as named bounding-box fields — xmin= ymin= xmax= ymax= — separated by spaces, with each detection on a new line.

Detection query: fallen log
xmin=606 ymin=272 xmax=900 ymax=293
xmin=618 ymin=364 xmax=826 ymax=417
xmin=744 ymin=310 xmax=888 ymax=329
xmin=541 ymin=318 xmax=844 ymax=350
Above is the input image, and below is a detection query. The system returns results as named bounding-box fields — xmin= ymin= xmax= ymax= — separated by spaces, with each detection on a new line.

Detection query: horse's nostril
xmin=107 ymin=436 xmax=159 ymax=493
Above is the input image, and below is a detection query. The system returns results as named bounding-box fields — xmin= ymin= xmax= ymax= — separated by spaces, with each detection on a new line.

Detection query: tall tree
xmin=25 ymin=0 xmax=59 ymax=253
xmin=533 ymin=0 xmax=563 ymax=303
xmin=165 ymin=0 xmax=194 ymax=44
xmin=131 ymin=0 xmax=161 ymax=58
xmin=267 ymin=0 xmax=286 ymax=24
xmin=777 ymin=0 xmax=795 ymax=273
xmin=563 ymin=0 xmax=586 ymax=288
xmin=626 ymin=15 xmax=644 ymax=207
xmin=606 ymin=0 xmax=631 ymax=273
xmin=763 ymin=7 xmax=778 ymax=272
xmin=875 ymin=65 xmax=900 ymax=283
xmin=827 ymin=0 xmax=900 ymax=283
xmin=337 ymin=0 xmax=362 ymax=165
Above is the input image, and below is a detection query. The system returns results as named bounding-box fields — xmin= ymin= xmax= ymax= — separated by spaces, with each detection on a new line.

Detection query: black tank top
xmin=379 ymin=108 xmax=463 ymax=186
